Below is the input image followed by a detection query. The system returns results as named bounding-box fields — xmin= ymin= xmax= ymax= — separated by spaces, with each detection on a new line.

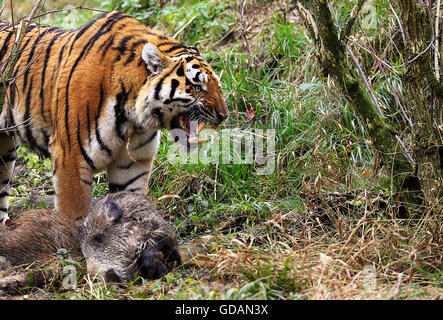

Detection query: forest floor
xmin=0 ymin=0 xmax=442 ymax=300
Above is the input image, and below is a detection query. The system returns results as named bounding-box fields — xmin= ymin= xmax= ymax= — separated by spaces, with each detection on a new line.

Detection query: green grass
xmin=1 ymin=0 xmax=442 ymax=300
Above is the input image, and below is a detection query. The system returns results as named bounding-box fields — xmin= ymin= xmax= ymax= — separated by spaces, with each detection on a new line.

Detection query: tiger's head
xmin=133 ymin=42 xmax=228 ymax=144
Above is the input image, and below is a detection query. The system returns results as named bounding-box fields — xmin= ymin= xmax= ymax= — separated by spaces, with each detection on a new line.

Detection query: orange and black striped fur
xmin=0 ymin=11 xmax=228 ymax=222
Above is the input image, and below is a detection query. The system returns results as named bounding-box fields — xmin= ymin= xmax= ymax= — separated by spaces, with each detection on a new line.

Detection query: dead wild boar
xmin=0 ymin=191 xmax=181 ymax=283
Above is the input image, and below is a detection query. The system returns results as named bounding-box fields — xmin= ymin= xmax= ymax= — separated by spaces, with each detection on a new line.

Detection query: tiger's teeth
xmin=198 ymin=122 xmax=207 ymax=133
xmin=179 ymin=117 xmax=185 ymax=129
xmin=211 ymin=124 xmax=218 ymax=130
xmin=188 ymin=137 xmax=208 ymax=144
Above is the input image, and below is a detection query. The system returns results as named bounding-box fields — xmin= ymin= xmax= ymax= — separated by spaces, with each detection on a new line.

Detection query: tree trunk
xmin=398 ymin=0 xmax=443 ymax=208
xmin=295 ymin=0 xmax=422 ymax=208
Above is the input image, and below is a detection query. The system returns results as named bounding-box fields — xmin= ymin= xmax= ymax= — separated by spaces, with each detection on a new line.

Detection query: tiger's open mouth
xmin=170 ymin=112 xmax=218 ymax=145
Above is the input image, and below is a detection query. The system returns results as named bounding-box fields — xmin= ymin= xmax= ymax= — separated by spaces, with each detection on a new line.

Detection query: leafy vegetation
xmin=0 ymin=0 xmax=442 ymax=300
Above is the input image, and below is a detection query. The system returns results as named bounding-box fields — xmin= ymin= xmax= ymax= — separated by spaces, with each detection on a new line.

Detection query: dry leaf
xmin=245 ymin=107 xmax=256 ymax=122
xmin=362 ymin=170 xmax=371 ymax=178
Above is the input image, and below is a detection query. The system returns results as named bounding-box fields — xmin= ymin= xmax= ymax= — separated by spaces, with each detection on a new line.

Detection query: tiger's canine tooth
xmin=179 ymin=117 xmax=185 ymax=129
xmin=188 ymin=137 xmax=209 ymax=144
xmin=198 ymin=122 xmax=207 ymax=133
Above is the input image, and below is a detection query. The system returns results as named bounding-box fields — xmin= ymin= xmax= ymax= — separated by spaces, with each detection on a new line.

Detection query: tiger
xmin=0 ymin=11 xmax=228 ymax=223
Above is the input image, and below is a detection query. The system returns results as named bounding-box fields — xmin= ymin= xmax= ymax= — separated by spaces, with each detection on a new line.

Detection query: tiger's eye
xmin=193 ymin=85 xmax=202 ymax=92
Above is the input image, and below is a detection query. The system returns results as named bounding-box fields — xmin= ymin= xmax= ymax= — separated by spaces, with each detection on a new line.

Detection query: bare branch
xmin=31 ymin=5 xmax=111 ymax=20
xmin=346 ymin=45 xmax=384 ymax=117
xmin=387 ymin=0 xmax=406 ymax=45
xmin=173 ymin=14 xmax=197 ymax=38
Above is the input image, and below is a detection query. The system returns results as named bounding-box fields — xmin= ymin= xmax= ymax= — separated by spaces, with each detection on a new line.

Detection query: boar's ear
xmin=98 ymin=200 xmax=124 ymax=224
xmin=72 ymin=221 xmax=86 ymax=241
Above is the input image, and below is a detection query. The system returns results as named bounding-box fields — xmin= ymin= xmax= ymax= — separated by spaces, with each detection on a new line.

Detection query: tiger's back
xmin=0 ymin=11 xmax=228 ymax=222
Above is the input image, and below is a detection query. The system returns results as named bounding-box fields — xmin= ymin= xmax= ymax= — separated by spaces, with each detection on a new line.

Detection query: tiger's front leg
xmin=0 ymin=134 xmax=17 ymax=224
xmin=107 ymin=130 xmax=160 ymax=194
xmin=52 ymin=150 xmax=93 ymax=220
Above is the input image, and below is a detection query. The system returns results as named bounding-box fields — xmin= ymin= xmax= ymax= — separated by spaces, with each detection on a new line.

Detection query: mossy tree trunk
xmin=397 ymin=0 xmax=442 ymax=208
xmin=295 ymin=0 xmax=442 ymax=211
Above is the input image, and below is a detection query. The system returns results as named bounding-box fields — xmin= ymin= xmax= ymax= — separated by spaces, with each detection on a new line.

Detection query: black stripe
xmin=7 ymin=145 xmax=18 ymax=154
xmin=132 ymin=131 xmax=158 ymax=150
xmin=112 ymin=35 xmax=134 ymax=63
xmin=162 ymin=44 xmax=186 ymax=53
xmin=108 ymin=171 xmax=148 ymax=192
xmin=1 ymin=179 xmax=10 ymax=185
xmin=22 ymin=76 xmax=49 ymax=155
xmin=169 ymin=79 xmax=179 ymax=100
xmin=164 ymin=97 xmax=192 ymax=105
xmin=11 ymin=36 xmax=32 ymax=74
xmin=152 ymin=107 xmax=163 ymax=124
xmin=24 ymin=77 xmax=39 ymax=149
xmin=0 ymin=154 xmax=16 ymax=164
xmin=41 ymin=130 xmax=50 ymax=150
xmin=58 ymin=41 xmax=67 ymax=65
xmin=0 ymin=208 xmax=8 ymax=212
xmin=40 ymin=33 xmax=61 ymax=123
xmin=147 ymin=31 xmax=168 ymax=40
xmin=68 ymin=16 xmax=100 ymax=55
xmin=8 ymin=84 xmax=17 ymax=128
xmin=22 ymin=28 xmax=51 ymax=93
xmin=193 ymin=71 xmax=202 ymax=83
xmin=77 ymin=116 xmax=95 ymax=171
xmin=154 ymin=62 xmax=180 ymax=100
xmin=95 ymin=83 xmax=113 ymax=156
xmin=0 ymin=31 xmax=13 ymax=64
xmin=86 ymin=102 xmax=92 ymax=145
xmin=81 ymin=178 xmax=92 ymax=186
xmin=176 ymin=64 xmax=185 ymax=77
xmin=114 ymin=82 xmax=129 ymax=140
xmin=100 ymin=36 xmax=114 ymax=60
xmin=116 ymin=161 xmax=135 ymax=170
xmin=0 ymin=191 xmax=9 ymax=198
xmin=112 ymin=35 xmax=134 ymax=54
xmin=170 ymin=49 xmax=194 ymax=58
xmin=157 ymin=41 xmax=180 ymax=48
xmin=82 ymin=12 xmax=128 ymax=58
xmin=124 ymin=40 xmax=147 ymax=65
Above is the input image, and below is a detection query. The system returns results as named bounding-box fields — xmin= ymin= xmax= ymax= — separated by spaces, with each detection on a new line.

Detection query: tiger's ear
xmin=141 ymin=43 xmax=163 ymax=76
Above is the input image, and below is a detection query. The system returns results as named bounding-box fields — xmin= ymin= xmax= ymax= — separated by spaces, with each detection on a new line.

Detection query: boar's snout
xmin=138 ymin=249 xmax=168 ymax=280
xmin=104 ymin=269 xmax=122 ymax=283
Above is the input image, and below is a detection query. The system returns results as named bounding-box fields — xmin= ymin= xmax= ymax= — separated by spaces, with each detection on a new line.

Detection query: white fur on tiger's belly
xmin=0 ymin=211 xmax=10 ymax=225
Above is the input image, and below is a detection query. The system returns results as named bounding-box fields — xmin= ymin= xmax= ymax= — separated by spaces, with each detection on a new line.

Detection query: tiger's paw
xmin=0 ymin=211 xmax=10 ymax=225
